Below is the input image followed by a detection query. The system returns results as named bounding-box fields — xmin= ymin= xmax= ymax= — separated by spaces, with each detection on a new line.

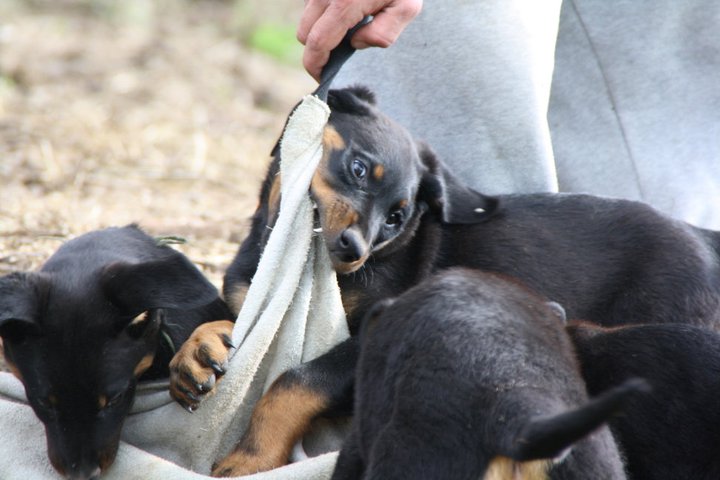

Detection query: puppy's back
xmin=351 ymin=268 xmax=636 ymax=479
xmin=568 ymin=322 xmax=720 ymax=480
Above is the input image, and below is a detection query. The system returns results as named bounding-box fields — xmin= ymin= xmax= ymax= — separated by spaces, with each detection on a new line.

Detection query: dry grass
xmin=0 ymin=0 xmax=315 ymax=371
xmin=0 ymin=0 xmax=314 ymax=288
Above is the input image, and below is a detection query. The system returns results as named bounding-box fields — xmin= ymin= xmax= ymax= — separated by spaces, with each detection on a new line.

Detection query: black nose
xmin=336 ymin=228 xmax=367 ymax=262
xmin=66 ymin=465 xmax=101 ymax=480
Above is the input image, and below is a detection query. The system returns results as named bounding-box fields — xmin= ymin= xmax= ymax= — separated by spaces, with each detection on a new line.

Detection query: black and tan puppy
xmin=568 ymin=321 xmax=720 ymax=480
xmin=333 ymin=268 xmax=646 ymax=480
xmin=171 ymin=87 xmax=720 ymax=476
xmin=0 ymin=225 xmax=231 ymax=480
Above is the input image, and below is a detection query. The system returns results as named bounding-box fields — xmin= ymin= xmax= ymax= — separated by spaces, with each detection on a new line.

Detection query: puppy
xmin=568 ymin=321 xmax=720 ymax=480
xmin=332 ymin=268 xmax=646 ymax=480
xmin=0 ymin=225 xmax=231 ymax=480
xmin=171 ymin=87 xmax=720 ymax=476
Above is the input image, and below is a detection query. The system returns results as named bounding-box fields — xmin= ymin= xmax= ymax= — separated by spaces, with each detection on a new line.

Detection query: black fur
xmin=0 ymin=225 xmax=231 ymax=480
xmin=226 ymin=87 xmax=720 ymax=332
xmin=218 ymin=86 xmax=720 ymax=472
xmin=568 ymin=322 xmax=720 ymax=480
xmin=332 ymin=268 xmax=646 ymax=480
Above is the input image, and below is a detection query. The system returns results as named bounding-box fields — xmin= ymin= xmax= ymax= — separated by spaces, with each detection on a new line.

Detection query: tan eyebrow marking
xmin=373 ymin=164 xmax=385 ymax=181
xmin=322 ymin=125 xmax=345 ymax=151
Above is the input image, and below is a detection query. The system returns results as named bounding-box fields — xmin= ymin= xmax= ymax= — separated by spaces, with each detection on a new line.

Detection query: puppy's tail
xmin=504 ymin=377 xmax=650 ymax=461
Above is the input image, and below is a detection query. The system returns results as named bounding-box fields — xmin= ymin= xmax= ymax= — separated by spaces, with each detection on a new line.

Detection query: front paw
xmin=169 ymin=320 xmax=234 ymax=412
xmin=211 ymin=448 xmax=286 ymax=478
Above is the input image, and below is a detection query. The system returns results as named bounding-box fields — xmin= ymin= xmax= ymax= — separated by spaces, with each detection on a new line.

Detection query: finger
xmin=351 ymin=0 xmax=422 ymax=49
xmin=297 ymin=0 xmax=330 ymax=44
xmin=303 ymin=3 xmax=366 ymax=81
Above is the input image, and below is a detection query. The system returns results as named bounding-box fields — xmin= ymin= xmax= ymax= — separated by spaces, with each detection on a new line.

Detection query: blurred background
xmin=0 ymin=0 xmax=316 ymax=287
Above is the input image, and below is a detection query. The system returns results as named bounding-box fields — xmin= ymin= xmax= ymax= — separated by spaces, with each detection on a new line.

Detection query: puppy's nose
xmin=337 ymin=228 xmax=367 ymax=262
xmin=66 ymin=464 xmax=101 ymax=480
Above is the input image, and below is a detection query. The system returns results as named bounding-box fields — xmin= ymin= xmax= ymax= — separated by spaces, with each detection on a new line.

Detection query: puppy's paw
xmin=169 ymin=320 xmax=234 ymax=412
xmin=211 ymin=449 xmax=286 ymax=478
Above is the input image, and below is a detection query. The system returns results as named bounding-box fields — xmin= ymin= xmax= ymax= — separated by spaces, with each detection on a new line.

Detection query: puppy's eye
xmin=351 ymin=159 xmax=367 ymax=179
xmin=105 ymin=391 xmax=125 ymax=409
xmin=386 ymin=210 xmax=404 ymax=227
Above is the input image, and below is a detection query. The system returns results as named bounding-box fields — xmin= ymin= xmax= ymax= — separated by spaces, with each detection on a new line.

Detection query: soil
xmin=0 ymin=0 xmax=314 ymax=369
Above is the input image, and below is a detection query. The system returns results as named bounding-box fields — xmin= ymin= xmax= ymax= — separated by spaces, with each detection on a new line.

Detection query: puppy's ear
xmin=0 ymin=272 xmax=44 ymax=342
xmin=101 ymin=252 xmax=218 ymax=315
xmin=327 ymin=86 xmax=376 ymax=116
xmin=359 ymin=298 xmax=396 ymax=340
xmin=416 ymin=141 xmax=498 ymax=224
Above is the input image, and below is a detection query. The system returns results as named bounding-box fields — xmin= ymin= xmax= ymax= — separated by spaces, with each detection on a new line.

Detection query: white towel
xmin=0 ymin=94 xmax=349 ymax=479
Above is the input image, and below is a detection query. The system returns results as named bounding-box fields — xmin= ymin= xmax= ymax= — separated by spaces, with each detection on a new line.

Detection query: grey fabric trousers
xmin=334 ymin=0 xmax=720 ymax=228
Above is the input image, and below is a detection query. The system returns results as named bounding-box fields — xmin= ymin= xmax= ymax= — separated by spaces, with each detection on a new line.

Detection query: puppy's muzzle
xmin=335 ymin=227 xmax=367 ymax=263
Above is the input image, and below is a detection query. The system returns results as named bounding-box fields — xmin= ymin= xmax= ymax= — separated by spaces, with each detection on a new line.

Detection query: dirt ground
xmin=0 ymin=0 xmax=314 ymax=284
xmin=0 ymin=0 xmax=314 ymax=369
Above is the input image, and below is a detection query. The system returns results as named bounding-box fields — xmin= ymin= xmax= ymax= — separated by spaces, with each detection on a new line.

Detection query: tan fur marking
xmin=212 ymin=385 xmax=329 ymax=476
xmin=169 ymin=320 xmax=234 ymax=404
xmin=340 ymin=289 xmax=363 ymax=319
xmin=98 ymin=395 xmax=108 ymax=410
xmin=333 ymin=255 xmax=368 ymax=274
xmin=311 ymin=171 xmax=359 ymax=235
xmin=98 ymin=446 xmax=117 ymax=472
xmin=484 ymin=456 xmax=550 ymax=480
xmin=322 ymin=125 xmax=345 ymax=152
xmin=133 ymin=353 xmax=155 ymax=377
xmin=130 ymin=311 xmax=148 ymax=326
xmin=225 ymin=283 xmax=250 ymax=317
xmin=267 ymin=174 xmax=282 ymax=226
xmin=373 ymin=164 xmax=384 ymax=181
xmin=398 ymin=199 xmax=408 ymax=209
xmin=2 ymin=353 xmax=23 ymax=383
xmin=310 ymin=143 xmax=369 ymax=273
xmin=172 ymin=320 xmax=234 ymax=380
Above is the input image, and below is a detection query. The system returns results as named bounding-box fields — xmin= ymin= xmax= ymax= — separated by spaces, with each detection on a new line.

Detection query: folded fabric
xmin=0 ymin=94 xmax=349 ymax=479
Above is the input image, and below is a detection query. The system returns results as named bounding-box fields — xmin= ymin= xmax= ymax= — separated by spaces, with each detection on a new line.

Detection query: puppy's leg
xmin=331 ymin=428 xmax=364 ymax=480
xmin=169 ymin=320 xmax=234 ymax=411
xmin=212 ymin=337 xmax=358 ymax=477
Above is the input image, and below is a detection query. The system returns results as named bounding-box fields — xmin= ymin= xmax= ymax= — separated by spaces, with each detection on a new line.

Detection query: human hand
xmin=297 ymin=0 xmax=423 ymax=81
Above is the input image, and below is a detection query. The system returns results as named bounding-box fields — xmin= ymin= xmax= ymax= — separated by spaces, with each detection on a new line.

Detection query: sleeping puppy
xmin=332 ymin=268 xmax=647 ymax=480
xmin=0 ymin=225 xmax=232 ymax=480
xmin=170 ymin=86 xmax=720 ymax=476
xmin=568 ymin=321 xmax=720 ymax=480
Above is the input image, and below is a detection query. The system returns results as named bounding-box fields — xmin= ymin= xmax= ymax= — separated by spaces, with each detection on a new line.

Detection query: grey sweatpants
xmin=334 ymin=0 xmax=720 ymax=228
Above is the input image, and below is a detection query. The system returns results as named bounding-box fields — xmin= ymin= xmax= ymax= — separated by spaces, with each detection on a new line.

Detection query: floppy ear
xmin=358 ymin=297 xmax=397 ymax=344
xmin=416 ymin=141 xmax=498 ymax=224
xmin=0 ymin=272 xmax=44 ymax=342
xmin=101 ymin=252 xmax=219 ymax=315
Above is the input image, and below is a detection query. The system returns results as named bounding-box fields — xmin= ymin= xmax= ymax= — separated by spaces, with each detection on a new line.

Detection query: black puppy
xmin=568 ymin=321 xmax=720 ymax=480
xmin=333 ymin=268 xmax=646 ymax=480
xmin=171 ymin=87 xmax=720 ymax=476
xmin=0 ymin=225 xmax=231 ymax=480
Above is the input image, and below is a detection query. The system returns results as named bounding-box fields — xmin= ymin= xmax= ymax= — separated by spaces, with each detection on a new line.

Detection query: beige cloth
xmin=0 ymin=94 xmax=349 ymax=479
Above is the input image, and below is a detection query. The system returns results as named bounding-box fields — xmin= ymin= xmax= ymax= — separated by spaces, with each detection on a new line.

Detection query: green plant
xmin=248 ymin=23 xmax=302 ymax=65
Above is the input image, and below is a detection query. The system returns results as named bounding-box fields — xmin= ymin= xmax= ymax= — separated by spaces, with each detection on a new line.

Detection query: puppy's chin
xmin=331 ymin=257 xmax=367 ymax=275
